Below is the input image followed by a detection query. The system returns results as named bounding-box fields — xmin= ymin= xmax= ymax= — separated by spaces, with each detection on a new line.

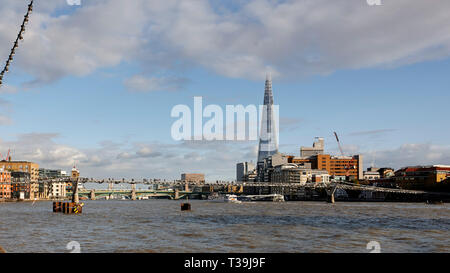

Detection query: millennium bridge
xmin=46 ymin=177 xmax=450 ymax=202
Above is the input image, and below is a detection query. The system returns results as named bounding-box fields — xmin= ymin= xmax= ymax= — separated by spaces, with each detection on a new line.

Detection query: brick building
xmin=290 ymin=154 xmax=364 ymax=180
xmin=181 ymin=173 xmax=205 ymax=183
xmin=393 ymin=165 xmax=450 ymax=191
xmin=0 ymin=169 xmax=12 ymax=199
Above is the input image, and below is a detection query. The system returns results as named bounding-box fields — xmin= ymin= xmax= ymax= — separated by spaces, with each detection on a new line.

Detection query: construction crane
xmin=0 ymin=0 xmax=33 ymax=87
xmin=325 ymin=131 xmax=358 ymax=203
xmin=333 ymin=131 xmax=356 ymax=180
xmin=0 ymin=149 xmax=11 ymax=161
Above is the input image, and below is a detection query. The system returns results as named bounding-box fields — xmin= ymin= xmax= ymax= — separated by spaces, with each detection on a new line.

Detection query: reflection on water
xmin=0 ymin=200 xmax=449 ymax=253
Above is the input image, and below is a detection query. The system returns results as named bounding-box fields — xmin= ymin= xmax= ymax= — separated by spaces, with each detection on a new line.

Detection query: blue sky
xmin=1 ymin=0 xmax=450 ymax=180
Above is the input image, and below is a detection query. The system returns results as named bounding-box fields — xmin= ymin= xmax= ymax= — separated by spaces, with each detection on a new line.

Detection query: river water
xmin=0 ymin=200 xmax=449 ymax=253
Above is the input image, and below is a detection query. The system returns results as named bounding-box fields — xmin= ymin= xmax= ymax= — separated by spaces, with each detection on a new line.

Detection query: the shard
xmin=257 ymin=73 xmax=278 ymax=164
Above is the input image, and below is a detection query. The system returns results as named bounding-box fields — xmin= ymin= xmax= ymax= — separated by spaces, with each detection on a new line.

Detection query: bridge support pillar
xmin=174 ymin=189 xmax=179 ymax=200
xmin=90 ymin=190 xmax=95 ymax=200
xmin=131 ymin=184 xmax=137 ymax=200
xmin=326 ymin=186 xmax=336 ymax=204
xmin=326 ymin=193 xmax=335 ymax=203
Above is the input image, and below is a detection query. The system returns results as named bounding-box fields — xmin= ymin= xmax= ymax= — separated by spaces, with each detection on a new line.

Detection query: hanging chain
xmin=0 ymin=0 xmax=33 ymax=87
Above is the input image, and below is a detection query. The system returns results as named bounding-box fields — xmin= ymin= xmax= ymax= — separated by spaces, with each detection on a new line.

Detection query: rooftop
xmin=0 ymin=160 xmax=36 ymax=163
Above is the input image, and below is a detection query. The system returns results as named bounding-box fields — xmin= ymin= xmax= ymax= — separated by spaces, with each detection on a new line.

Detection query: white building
xmin=49 ymin=182 xmax=66 ymax=199
xmin=271 ymin=163 xmax=330 ymax=185
xmin=364 ymin=171 xmax=381 ymax=180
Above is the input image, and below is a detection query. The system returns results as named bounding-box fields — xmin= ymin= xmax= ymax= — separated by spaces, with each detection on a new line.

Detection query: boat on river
xmin=207 ymin=193 xmax=241 ymax=203
xmin=238 ymin=194 xmax=285 ymax=202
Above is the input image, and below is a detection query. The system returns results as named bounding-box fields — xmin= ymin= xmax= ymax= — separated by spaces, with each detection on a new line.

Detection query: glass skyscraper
xmin=257 ymin=73 xmax=278 ymax=164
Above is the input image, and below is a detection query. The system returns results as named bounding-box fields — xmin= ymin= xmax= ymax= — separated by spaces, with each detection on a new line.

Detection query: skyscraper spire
xmin=257 ymin=73 xmax=278 ymax=164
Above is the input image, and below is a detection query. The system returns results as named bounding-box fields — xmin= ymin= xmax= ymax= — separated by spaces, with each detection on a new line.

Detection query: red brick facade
xmin=0 ymin=169 xmax=12 ymax=199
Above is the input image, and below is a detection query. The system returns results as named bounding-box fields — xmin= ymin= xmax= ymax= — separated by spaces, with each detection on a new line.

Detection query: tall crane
xmin=333 ymin=132 xmax=356 ymax=180
xmin=0 ymin=149 xmax=11 ymax=161
xmin=326 ymin=131 xmax=357 ymax=203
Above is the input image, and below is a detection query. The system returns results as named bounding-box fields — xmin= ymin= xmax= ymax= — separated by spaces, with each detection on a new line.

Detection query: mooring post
xmin=181 ymin=202 xmax=191 ymax=211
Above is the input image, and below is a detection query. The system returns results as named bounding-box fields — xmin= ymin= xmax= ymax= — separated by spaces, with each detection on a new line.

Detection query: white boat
xmin=238 ymin=194 xmax=285 ymax=202
xmin=225 ymin=194 xmax=241 ymax=203
xmin=207 ymin=193 xmax=241 ymax=203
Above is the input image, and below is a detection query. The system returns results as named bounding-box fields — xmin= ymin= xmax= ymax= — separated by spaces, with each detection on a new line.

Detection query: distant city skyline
xmin=0 ymin=1 xmax=450 ymax=180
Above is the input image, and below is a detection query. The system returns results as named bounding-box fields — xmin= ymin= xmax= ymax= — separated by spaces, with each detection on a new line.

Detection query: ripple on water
xmin=1 ymin=200 xmax=450 ymax=253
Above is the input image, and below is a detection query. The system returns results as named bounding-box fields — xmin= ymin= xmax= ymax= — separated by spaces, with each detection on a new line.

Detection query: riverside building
xmin=181 ymin=173 xmax=205 ymax=183
xmin=255 ymin=137 xmax=364 ymax=182
xmin=236 ymin=162 xmax=255 ymax=182
xmin=0 ymin=168 xmax=11 ymax=199
xmin=0 ymin=159 xmax=39 ymax=182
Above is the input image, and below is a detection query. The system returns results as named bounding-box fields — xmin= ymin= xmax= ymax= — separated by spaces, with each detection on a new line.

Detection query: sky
xmin=0 ymin=0 xmax=450 ymax=180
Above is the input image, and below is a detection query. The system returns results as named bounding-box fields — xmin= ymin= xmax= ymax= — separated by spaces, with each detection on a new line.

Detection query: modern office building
xmin=39 ymin=168 xmax=68 ymax=179
xmin=257 ymin=73 xmax=278 ymax=164
xmin=257 ymin=152 xmax=290 ymax=182
xmin=271 ymin=163 xmax=311 ymax=185
xmin=300 ymin=137 xmax=324 ymax=157
xmin=236 ymin=162 xmax=255 ymax=182
xmin=291 ymin=154 xmax=364 ymax=180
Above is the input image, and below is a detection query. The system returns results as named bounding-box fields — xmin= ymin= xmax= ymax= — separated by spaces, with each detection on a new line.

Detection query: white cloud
xmin=0 ymin=132 xmax=259 ymax=180
xmin=124 ymin=75 xmax=189 ymax=92
xmin=364 ymin=143 xmax=450 ymax=169
xmin=1 ymin=0 xmax=450 ymax=85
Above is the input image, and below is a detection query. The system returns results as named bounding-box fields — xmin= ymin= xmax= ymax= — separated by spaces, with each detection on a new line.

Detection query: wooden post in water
xmin=181 ymin=202 xmax=191 ymax=211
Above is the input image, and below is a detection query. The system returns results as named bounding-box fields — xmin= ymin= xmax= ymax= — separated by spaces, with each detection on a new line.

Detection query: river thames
xmin=0 ymin=200 xmax=449 ymax=253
